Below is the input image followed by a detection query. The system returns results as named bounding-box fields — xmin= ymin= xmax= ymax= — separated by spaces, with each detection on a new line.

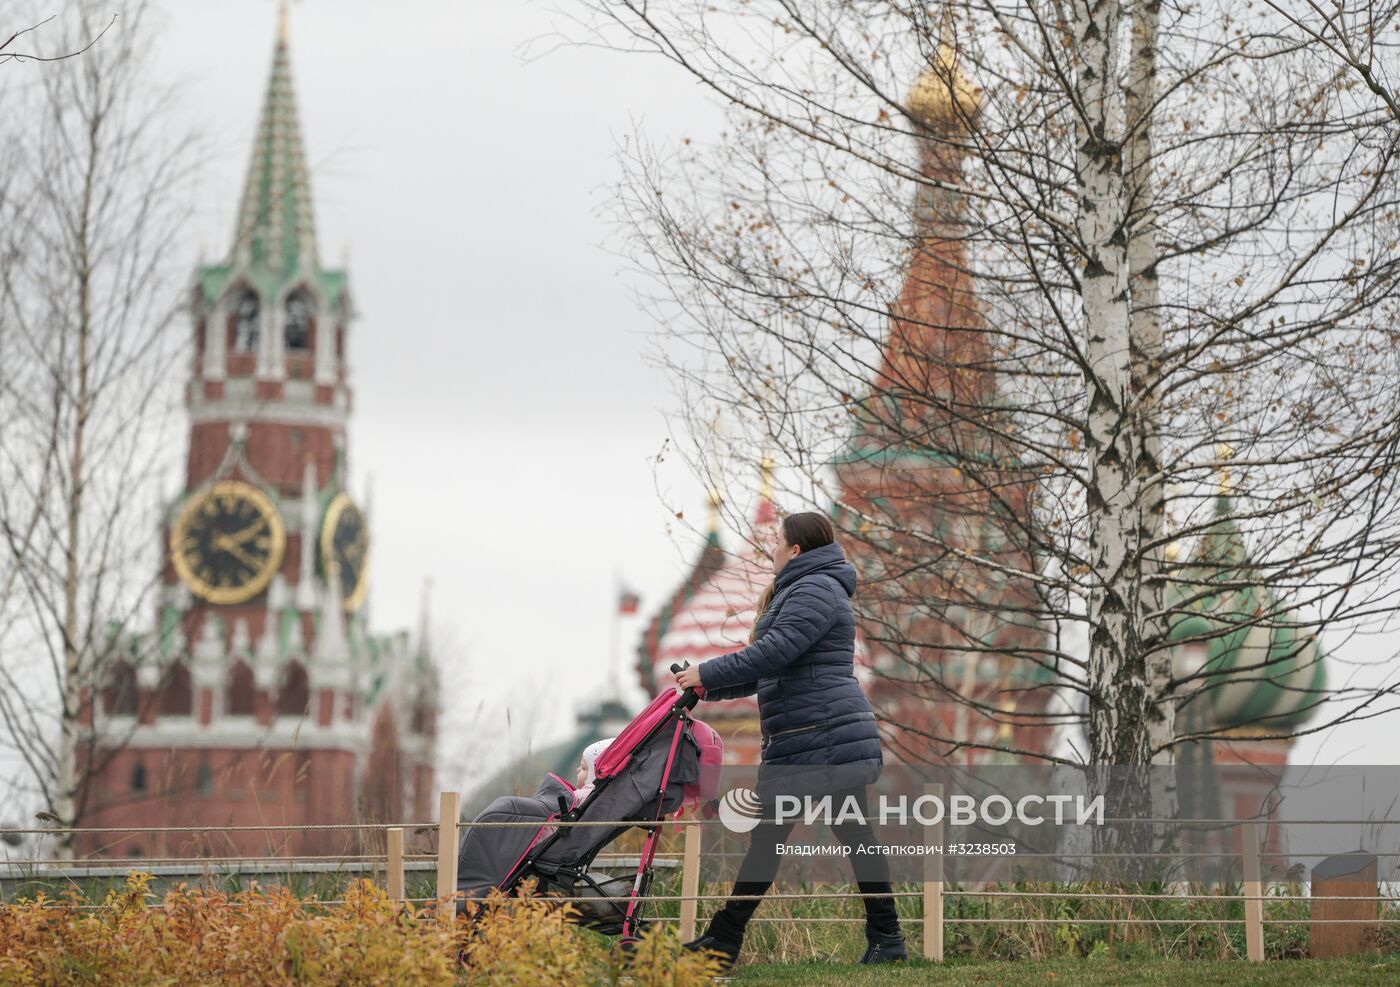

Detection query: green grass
xmin=731 ymin=957 xmax=1400 ymax=986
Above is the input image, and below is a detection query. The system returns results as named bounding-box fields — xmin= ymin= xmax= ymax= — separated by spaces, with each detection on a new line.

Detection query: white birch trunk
xmin=52 ymin=126 xmax=97 ymax=862
xmin=1075 ymin=0 xmax=1149 ymax=774
xmin=1125 ymin=0 xmax=1172 ymax=765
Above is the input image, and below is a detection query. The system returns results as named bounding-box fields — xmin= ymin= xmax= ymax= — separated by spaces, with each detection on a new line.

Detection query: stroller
xmin=457 ymin=672 xmax=723 ymax=942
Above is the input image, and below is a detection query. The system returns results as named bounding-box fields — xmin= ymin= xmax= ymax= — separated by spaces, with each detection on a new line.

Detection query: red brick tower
xmin=75 ymin=12 xmax=436 ymax=858
xmin=833 ymin=49 xmax=1053 ymax=765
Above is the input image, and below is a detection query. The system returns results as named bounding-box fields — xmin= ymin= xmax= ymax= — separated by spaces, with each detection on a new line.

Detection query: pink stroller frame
xmin=457 ymin=672 xmax=722 ymax=942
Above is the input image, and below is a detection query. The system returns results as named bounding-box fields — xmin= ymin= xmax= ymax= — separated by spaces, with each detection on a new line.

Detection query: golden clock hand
xmin=224 ymin=519 xmax=267 ymax=545
xmin=219 ymin=539 xmax=263 ymax=571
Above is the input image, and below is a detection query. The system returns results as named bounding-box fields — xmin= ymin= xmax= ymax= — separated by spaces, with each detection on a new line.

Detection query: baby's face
xmin=576 ymin=760 xmax=588 ymax=788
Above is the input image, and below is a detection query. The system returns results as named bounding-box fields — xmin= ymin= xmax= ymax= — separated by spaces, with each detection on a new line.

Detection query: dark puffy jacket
xmin=698 ymin=541 xmax=882 ymax=783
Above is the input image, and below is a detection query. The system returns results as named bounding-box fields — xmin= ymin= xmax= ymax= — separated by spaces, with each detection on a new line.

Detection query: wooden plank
xmin=436 ymin=791 xmax=461 ymax=917
xmin=386 ymin=827 xmax=405 ymax=902
xmin=1242 ymin=821 xmax=1264 ymax=962
xmin=678 ymin=816 xmax=703 ymax=941
xmin=923 ymin=783 xmax=944 ymax=962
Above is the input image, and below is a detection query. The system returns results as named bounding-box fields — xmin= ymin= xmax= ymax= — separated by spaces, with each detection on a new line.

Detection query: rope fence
xmin=5 ymin=788 xmax=1400 ymax=963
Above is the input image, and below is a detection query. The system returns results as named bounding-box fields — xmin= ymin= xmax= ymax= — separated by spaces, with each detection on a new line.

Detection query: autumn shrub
xmin=457 ymin=884 xmax=724 ymax=985
xmin=0 ymin=873 xmax=723 ymax=986
xmin=457 ymin=886 xmax=610 ymax=985
xmin=614 ymin=922 xmax=729 ymax=986
xmin=0 ymin=873 xmax=457 ymax=986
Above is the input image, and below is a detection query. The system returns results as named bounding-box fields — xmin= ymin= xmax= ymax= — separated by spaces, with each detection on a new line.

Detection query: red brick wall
xmin=185 ymin=421 xmax=339 ymax=497
xmin=76 ymin=745 xmax=362 ymax=858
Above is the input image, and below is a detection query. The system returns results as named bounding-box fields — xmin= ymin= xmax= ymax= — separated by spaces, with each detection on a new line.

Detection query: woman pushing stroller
xmin=675 ymin=511 xmax=907 ymax=970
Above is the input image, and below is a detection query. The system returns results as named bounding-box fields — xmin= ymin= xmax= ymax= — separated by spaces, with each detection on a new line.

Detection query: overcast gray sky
xmin=142 ymin=0 xmax=728 ymax=786
xmin=10 ymin=0 xmax=1397 ymax=800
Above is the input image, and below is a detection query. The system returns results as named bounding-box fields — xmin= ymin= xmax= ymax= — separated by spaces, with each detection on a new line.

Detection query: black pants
xmin=705 ymin=787 xmax=900 ymax=945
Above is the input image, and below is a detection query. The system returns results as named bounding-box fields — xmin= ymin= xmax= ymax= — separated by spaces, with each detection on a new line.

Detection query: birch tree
xmin=0 ymin=0 xmax=196 ymax=852
xmin=584 ymin=0 xmax=1400 ymax=809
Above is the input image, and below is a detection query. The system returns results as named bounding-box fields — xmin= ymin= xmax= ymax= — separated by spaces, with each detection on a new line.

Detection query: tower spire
xmin=231 ymin=5 xmax=319 ymax=278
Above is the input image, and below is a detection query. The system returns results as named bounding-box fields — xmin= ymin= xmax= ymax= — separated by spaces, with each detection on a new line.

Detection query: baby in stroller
xmin=531 ymin=738 xmax=613 ymax=841
xmin=572 ymin=738 xmax=611 ymax=804
xmin=456 ymin=685 xmax=722 ymax=940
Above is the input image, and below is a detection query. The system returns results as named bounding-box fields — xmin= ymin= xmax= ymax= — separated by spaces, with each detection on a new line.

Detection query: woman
xmin=675 ymin=511 xmax=906 ymax=969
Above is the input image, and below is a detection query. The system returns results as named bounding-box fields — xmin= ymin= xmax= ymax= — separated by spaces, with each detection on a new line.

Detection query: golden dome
xmin=907 ymin=43 xmax=982 ymax=131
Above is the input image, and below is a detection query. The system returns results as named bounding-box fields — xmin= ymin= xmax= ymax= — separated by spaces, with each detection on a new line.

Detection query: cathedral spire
xmin=861 ymin=41 xmax=991 ymax=429
xmin=906 ymin=11 xmax=982 ymax=134
xmin=231 ymin=5 xmax=319 ymax=279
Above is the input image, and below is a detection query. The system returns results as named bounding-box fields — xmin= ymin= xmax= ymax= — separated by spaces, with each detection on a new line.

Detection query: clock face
xmin=321 ymin=492 xmax=369 ymax=612
xmin=170 ymin=481 xmax=286 ymax=605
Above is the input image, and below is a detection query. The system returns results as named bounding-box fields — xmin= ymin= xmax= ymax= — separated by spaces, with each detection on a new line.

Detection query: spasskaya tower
xmin=77 ymin=9 xmax=436 ymax=858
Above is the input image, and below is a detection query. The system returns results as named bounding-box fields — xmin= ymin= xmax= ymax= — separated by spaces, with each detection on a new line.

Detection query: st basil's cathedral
xmin=635 ymin=46 xmax=1328 ymax=822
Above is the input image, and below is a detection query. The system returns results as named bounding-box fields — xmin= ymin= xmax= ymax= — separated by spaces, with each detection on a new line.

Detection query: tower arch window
xmin=284 ymin=289 xmax=313 ymax=351
xmin=234 ymin=289 xmax=260 ymax=352
xmin=103 ymin=661 xmax=138 ymax=716
xmin=277 ymin=662 xmax=309 ymax=717
xmin=159 ymin=662 xmax=193 ymax=717
xmin=225 ymin=661 xmax=255 ymax=716
xmin=131 ymin=761 xmax=147 ymax=793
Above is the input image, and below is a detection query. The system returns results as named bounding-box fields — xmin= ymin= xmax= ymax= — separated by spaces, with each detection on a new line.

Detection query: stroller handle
xmin=670 ymin=661 xmax=702 ymax=711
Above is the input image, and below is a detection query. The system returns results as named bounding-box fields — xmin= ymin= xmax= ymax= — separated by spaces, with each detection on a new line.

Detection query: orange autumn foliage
xmin=0 ymin=873 xmax=724 ymax=986
xmin=459 ymin=883 xmax=725 ymax=986
xmin=0 ymin=874 xmax=457 ymax=986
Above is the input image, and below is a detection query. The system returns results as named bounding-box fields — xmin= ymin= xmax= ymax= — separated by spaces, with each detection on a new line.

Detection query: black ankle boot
xmin=682 ymin=933 xmax=740 ymax=972
xmin=859 ymin=929 xmax=907 ymax=964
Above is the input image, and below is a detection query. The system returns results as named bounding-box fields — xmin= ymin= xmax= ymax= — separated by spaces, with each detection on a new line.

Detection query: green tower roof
xmin=196 ymin=13 xmax=348 ymax=309
xmin=234 ymin=16 xmax=317 ymax=279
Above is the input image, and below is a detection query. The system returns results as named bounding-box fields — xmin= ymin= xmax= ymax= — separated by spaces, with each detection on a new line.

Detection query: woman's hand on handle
xmin=675 ymin=663 xmax=704 ymax=691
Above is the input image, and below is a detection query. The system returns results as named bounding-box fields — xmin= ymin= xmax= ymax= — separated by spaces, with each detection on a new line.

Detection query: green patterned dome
xmin=1168 ymin=494 xmax=1326 ymax=732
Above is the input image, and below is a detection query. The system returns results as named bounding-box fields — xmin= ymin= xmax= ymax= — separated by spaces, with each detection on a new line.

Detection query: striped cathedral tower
xmin=832 ymin=46 xmax=1054 ymax=765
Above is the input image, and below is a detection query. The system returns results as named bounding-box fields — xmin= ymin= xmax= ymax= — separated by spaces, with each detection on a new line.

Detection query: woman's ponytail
xmin=749 ymin=581 xmax=775 ymax=643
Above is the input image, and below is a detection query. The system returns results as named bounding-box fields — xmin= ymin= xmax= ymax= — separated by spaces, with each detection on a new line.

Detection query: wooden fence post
xmin=1310 ymin=851 xmax=1380 ymax=958
xmin=436 ymin=791 xmax=461 ymax=917
xmin=678 ymin=814 xmax=703 ymax=941
xmin=923 ymin=783 xmax=944 ymax=962
xmin=1242 ymin=821 xmax=1264 ymax=962
xmin=386 ymin=827 xmax=405 ymax=902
